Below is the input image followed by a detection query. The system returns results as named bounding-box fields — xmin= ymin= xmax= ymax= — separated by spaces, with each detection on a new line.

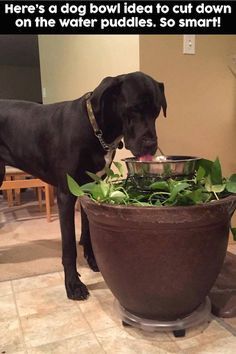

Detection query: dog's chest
xmin=95 ymin=136 xmax=122 ymax=177
xmin=96 ymin=150 xmax=115 ymax=177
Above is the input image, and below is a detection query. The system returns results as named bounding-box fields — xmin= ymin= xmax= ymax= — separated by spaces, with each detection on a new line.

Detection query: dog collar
xmin=85 ymin=92 xmax=123 ymax=152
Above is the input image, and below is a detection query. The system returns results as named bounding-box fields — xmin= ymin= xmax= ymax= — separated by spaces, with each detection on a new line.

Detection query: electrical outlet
xmin=183 ymin=35 xmax=195 ymax=55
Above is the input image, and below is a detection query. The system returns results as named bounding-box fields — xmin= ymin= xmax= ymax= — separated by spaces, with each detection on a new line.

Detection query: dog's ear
xmin=157 ymin=82 xmax=167 ymax=117
xmin=91 ymin=76 xmax=120 ymax=113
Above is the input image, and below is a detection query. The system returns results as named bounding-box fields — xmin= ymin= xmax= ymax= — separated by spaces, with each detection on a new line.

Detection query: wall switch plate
xmin=183 ymin=35 xmax=195 ymax=55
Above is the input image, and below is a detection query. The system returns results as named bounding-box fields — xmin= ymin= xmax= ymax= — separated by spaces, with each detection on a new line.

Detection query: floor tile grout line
xmin=23 ymin=330 xmax=106 ymax=353
xmin=10 ymin=280 xmax=29 ymax=354
xmin=74 ymin=299 xmax=107 ymax=353
xmin=87 ymin=322 xmax=116 ymax=354
xmin=90 ymin=321 xmax=181 ymax=353
xmin=79 ymin=291 xmax=164 ymax=353
xmin=9 ymin=271 xmax=63 ymax=291
xmin=11 ymin=282 xmax=65 ymax=298
xmin=12 ymin=283 xmax=93 ymax=351
xmin=0 ymin=280 xmax=12 ymax=297
xmin=214 ymin=315 xmax=236 ymax=336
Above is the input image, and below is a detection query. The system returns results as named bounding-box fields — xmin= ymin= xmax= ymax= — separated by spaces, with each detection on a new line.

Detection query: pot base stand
xmin=116 ymin=297 xmax=211 ymax=337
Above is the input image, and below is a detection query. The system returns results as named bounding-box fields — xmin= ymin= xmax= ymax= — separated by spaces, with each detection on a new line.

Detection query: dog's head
xmin=91 ymin=72 xmax=167 ymax=157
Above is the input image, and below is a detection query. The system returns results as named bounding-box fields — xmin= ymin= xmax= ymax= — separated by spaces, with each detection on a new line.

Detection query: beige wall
xmin=38 ymin=35 xmax=236 ymax=174
xmin=38 ymin=35 xmax=139 ymax=103
xmin=38 ymin=35 xmax=139 ymax=162
xmin=140 ymin=35 xmax=236 ymax=176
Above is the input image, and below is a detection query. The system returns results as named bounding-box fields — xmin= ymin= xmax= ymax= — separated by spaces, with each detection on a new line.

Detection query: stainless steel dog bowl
xmin=123 ymin=156 xmax=201 ymax=179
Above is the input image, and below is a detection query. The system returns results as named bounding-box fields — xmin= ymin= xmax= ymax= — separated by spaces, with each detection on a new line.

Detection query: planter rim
xmin=80 ymin=194 xmax=236 ymax=212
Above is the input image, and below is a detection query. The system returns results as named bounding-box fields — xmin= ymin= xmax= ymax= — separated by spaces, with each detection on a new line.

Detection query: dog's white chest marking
xmin=96 ymin=136 xmax=122 ymax=178
xmin=96 ymin=150 xmax=114 ymax=178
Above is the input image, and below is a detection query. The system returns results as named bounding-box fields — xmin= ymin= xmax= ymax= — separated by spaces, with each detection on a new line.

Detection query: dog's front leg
xmin=80 ymin=206 xmax=99 ymax=272
xmin=57 ymin=189 xmax=89 ymax=300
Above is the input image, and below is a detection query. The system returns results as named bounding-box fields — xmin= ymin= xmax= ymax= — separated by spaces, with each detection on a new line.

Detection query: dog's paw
xmin=86 ymin=255 xmax=100 ymax=272
xmin=65 ymin=275 xmax=89 ymax=300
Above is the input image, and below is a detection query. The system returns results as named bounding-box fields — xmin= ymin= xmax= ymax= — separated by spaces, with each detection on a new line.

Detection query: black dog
xmin=0 ymin=72 xmax=166 ymax=300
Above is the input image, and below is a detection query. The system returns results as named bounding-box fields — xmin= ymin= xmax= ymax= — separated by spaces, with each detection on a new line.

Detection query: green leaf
xmin=196 ymin=166 xmax=206 ymax=182
xmin=131 ymin=201 xmax=152 ymax=206
xmin=149 ymin=181 xmax=169 ymax=191
xmin=80 ymin=182 xmax=97 ymax=193
xmin=205 ymin=177 xmax=212 ymax=192
xmin=167 ymin=182 xmax=190 ymax=203
xmin=211 ymin=184 xmax=226 ymax=193
xmin=229 ymin=174 xmax=236 ymax=182
xmin=230 ymin=227 xmax=236 ymax=241
xmin=104 ymin=167 xmax=115 ymax=178
xmin=91 ymin=184 xmax=106 ymax=200
xmin=226 ymin=174 xmax=236 ymax=193
xmin=183 ymin=189 xmax=211 ymax=204
xmin=109 ymin=190 xmax=127 ymax=203
xmin=196 ymin=159 xmax=213 ymax=176
xmin=104 ymin=167 xmax=119 ymax=179
xmin=100 ymin=181 xmax=110 ymax=198
xmin=113 ymin=161 xmax=124 ymax=176
xmin=210 ymin=157 xmax=223 ymax=185
xmin=154 ymin=199 xmax=163 ymax=206
xmin=86 ymin=171 xmax=101 ymax=182
xmin=135 ymin=194 xmax=147 ymax=201
xmin=226 ymin=183 xmax=236 ymax=193
xmin=205 ymin=176 xmax=225 ymax=193
xmin=67 ymin=174 xmax=84 ymax=197
xmin=174 ymin=194 xmax=195 ymax=206
xmin=185 ymin=189 xmax=204 ymax=204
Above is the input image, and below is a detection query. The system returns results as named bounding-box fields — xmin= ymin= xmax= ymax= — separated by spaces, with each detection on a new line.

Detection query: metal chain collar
xmin=85 ymin=92 xmax=120 ymax=152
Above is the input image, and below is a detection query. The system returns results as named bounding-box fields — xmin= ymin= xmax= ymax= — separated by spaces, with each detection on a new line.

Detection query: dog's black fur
xmin=0 ymin=72 xmax=167 ymax=300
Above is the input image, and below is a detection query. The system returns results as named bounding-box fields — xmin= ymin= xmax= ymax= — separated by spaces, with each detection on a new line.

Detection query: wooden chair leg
xmin=37 ymin=187 xmax=43 ymax=211
xmin=2 ymin=169 xmax=53 ymax=222
xmin=5 ymin=175 xmax=14 ymax=207
xmin=44 ymin=184 xmax=51 ymax=222
xmin=49 ymin=185 xmax=54 ymax=206
xmin=14 ymin=176 xmax=22 ymax=205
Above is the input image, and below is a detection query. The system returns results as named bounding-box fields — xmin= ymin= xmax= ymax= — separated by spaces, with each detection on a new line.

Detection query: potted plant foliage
xmin=67 ymin=158 xmax=236 ymax=324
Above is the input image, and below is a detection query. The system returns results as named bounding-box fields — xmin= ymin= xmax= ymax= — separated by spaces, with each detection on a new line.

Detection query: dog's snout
xmin=143 ymin=139 xmax=155 ymax=145
xmin=142 ymin=138 xmax=157 ymax=149
xmin=141 ymin=138 xmax=157 ymax=155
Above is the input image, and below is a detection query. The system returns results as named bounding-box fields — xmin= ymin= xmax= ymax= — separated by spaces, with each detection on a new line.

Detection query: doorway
xmin=0 ymin=35 xmax=42 ymax=103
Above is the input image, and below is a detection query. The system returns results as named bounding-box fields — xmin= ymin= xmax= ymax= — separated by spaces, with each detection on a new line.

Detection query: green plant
xmin=67 ymin=162 xmax=128 ymax=204
xmin=67 ymin=158 xmax=236 ymax=239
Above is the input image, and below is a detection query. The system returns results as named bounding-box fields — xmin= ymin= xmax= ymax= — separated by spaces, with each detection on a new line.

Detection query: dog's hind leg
xmin=57 ymin=188 xmax=89 ymax=300
xmin=80 ymin=207 xmax=99 ymax=272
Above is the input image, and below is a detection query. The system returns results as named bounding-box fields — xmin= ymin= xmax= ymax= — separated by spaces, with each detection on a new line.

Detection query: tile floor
xmin=1 ymin=195 xmax=236 ymax=353
xmin=2 ymin=264 xmax=236 ymax=354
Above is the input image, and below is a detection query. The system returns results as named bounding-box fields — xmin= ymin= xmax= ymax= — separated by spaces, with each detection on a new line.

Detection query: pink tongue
xmin=138 ymin=155 xmax=153 ymax=162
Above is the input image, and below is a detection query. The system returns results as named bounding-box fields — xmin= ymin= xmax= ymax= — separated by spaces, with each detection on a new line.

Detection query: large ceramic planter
xmin=81 ymin=195 xmax=236 ymax=321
